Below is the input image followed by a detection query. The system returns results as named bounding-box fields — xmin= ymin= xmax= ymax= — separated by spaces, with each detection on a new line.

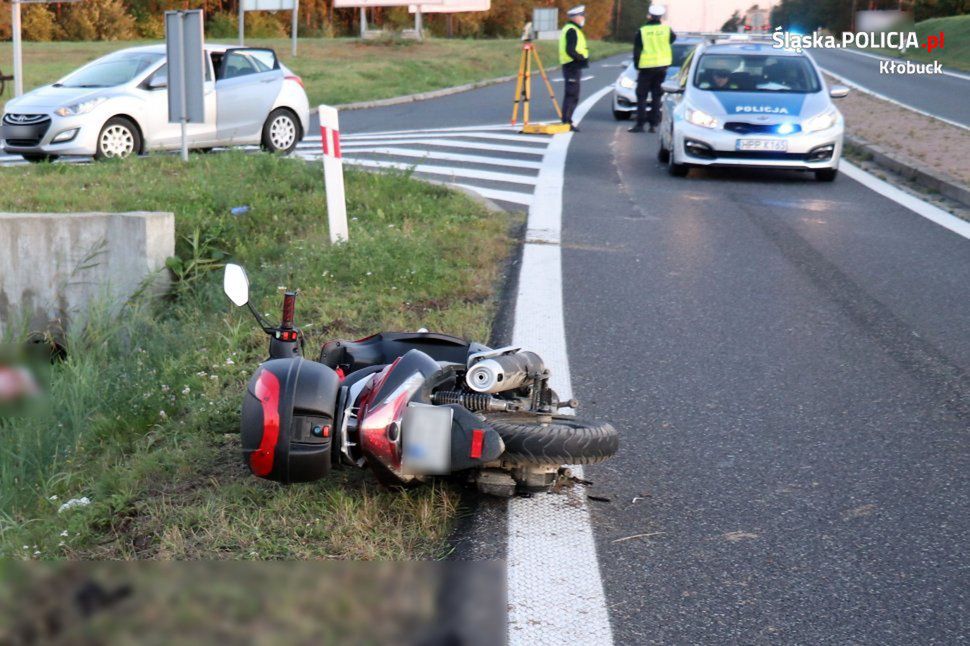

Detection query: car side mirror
xmin=661 ymin=81 xmax=683 ymax=94
xmin=224 ymin=263 xmax=250 ymax=307
xmin=829 ymin=85 xmax=850 ymax=99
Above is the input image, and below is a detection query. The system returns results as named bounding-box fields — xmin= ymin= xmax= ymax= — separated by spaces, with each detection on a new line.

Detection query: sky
xmin=662 ymin=0 xmax=780 ymax=33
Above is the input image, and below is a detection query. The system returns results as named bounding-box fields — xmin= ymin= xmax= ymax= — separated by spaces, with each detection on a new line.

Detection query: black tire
xmin=94 ymin=116 xmax=141 ymax=160
xmin=657 ymin=140 xmax=670 ymax=163
xmin=815 ymin=168 xmax=838 ymax=182
xmin=667 ymin=147 xmax=689 ymax=177
xmin=613 ymin=109 xmax=632 ymax=121
xmin=261 ymin=108 xmax=301 ymax=154
xmin=22 ymin=153 xmax=58 ymax=163
xmin=486 ymin=414 xmax=619 ymax=466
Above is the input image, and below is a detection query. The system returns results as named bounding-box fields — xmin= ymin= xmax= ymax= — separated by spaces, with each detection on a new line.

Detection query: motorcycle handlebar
xmin=281 ymin=291 xmax=297 ymax=329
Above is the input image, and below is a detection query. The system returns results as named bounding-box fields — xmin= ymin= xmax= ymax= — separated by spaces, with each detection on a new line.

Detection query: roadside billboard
xmin=407 ymin=0 xmax=489 ymax=13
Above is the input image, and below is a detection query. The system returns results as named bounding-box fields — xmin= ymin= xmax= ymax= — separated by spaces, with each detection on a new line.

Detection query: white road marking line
xmin=307 ymin=123 xmax=518 ymax=138
xmin=819 ymin=67 xmax=970 ymax=131
xmin=507 ymin=84 xmax=615 ymax=646
xmin=829 ymin=47 xmax=970 ymax=81
xmin=339 ymin=138 xmax=550 ymax=156
xmin=341 ymin=131 xmax=553 ymax=145
xmin=453 ymin=184 xmax=534 ymax=206
xmin=342 ymin=157 xmax=539 ymax=185
xmin=551 ymin=75 xmax=596 ymax=82
xmin=342 ymin=147 xmax=544 ymax=169
xmin=840 ymin=160 xmax=970 ymax=240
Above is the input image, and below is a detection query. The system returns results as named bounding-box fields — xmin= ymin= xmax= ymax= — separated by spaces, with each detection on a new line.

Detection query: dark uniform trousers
xmin=562 ymin=66 xmax=583 ymax=124
xmin=636 ymin=67 xmax=667 ymax=127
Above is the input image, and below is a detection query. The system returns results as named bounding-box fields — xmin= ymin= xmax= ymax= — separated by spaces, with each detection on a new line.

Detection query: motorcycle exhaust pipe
xmin=465 ymin=351 xmax=545 ymax=393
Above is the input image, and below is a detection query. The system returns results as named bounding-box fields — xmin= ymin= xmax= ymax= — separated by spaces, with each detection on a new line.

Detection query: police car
xmin=657 ymin=40 xmax=849 ymax=181
xmin=611 ymin=36 xmax=701 ymax=120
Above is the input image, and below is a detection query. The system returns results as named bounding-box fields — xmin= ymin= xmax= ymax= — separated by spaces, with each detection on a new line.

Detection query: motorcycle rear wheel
xmin=486 ymin=414 xmax=618 ymax=466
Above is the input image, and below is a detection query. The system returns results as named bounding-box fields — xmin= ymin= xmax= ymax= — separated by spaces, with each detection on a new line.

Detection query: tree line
xmin=0 ymin=0 xmax=625 ymax=42
xmin=769 ymin=0 xmax=968 ymax=34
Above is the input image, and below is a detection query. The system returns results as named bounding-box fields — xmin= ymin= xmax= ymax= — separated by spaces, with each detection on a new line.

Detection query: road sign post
xmin=317 ymin=105 xmax=349 ymax=244
xmin=165 ymin=10 xmax=205 ymax=162
xmin=11 ymin=0 xmax=22 ymax=96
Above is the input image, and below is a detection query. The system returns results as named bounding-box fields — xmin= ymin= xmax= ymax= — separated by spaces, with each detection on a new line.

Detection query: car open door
xmin=215 ymin=48 xmax=283 ymax=144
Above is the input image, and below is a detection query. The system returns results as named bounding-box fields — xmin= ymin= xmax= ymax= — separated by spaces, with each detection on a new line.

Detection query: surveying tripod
xmin=510 ymin=27 xmax=571 ymax=135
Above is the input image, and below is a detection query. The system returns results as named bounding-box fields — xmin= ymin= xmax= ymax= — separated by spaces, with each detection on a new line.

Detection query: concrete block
xmin=0 ymin=211 xmax=175 ymax=336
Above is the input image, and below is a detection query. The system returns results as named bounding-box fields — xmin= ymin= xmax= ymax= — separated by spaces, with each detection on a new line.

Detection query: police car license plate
xmin=736 ymin=139 xmax=788 ymax=152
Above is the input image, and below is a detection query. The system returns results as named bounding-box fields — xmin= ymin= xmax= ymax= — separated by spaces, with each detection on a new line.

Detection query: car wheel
xmin=613 ymin=109 xmax=631 ymax=121
xmin=261 ymin=109 xmax=300 ymax=154
xmin=95 ymin=117 xmax=140 ymax=160
xmin=657 ymin=138 xmax=670 ymax=163
xmin=667 ymin=136 xmax=689 ymax=177
xmin=22 ymin=154 xmax=59 ymax=164
xmin=815 ymin=168 xmax=838 ymax=182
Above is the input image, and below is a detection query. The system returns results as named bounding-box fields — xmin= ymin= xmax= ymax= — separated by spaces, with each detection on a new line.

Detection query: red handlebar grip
xmin=281 ymin=291 xmax=296 ymax=329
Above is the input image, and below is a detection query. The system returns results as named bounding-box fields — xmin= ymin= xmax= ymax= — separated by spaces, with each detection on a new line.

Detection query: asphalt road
xmin=810 ymin=48 xmax=970 ymax=127
xmin=333 ymin=57 xmax=969 ymax=642
xmin=564 ymin=103 xmax=969 ymax=643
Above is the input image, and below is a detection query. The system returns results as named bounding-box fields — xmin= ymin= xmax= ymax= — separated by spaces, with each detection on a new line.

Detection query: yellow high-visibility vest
xmin=638 ymin=24 xmax=672 ymax=68
xmin=559 ymin=22 xmax=589 ymax=65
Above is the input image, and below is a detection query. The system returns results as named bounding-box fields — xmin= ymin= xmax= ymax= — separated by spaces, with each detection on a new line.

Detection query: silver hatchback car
xmin=1 ymin=44 xmax=310 ymax=162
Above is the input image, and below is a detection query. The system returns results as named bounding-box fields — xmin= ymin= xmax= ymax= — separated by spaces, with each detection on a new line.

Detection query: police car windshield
xmin=694 ymin=54 xmax=820 ymax=93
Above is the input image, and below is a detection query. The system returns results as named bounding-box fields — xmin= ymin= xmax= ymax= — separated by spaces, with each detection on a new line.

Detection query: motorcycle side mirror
xmin=224 ymin=263 xmax=250 ymax=307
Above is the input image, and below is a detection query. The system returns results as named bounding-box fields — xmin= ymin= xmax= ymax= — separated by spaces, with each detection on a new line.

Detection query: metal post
xmin=415 ymin=7 xmax=423 ymax=40
xmin=238 ymin=0 xmax=245 ymax=45
xmin=12 ymin=0 xmax=23 ymax=96
xmin=291 ymin=0 xmax=299 ymax=57
xmin=178 ymin=15 xmax=189 ymax=162
xmin=360 ymin=7 xmax=367 ymax=38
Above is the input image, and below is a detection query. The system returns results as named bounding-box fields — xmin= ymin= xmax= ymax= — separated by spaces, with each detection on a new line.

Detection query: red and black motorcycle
xmin=224 ymin=264 xmax=618 ymax=496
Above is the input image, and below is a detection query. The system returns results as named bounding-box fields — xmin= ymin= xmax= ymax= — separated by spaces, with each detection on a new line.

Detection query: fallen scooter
xmin=223 ymin=264 xmax=618 ymax=496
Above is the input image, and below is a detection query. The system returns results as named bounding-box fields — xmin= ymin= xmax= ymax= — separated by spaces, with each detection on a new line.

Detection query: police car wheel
xmin=667 ymin=148 xmax=689 ymax=177
xmin=613 ymin=109 xmax=631 ymax=121
xmin=814 ymin=168 xmax=838 ymax=182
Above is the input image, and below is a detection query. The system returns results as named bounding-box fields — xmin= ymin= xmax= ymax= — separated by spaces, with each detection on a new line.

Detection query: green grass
xmin=0 ymin=37 xmax=628 ymax=111
xmin=0 ymin=152 xmax=513 ymax=559
xmin=869 ymin=15 xmax=970 ymax=71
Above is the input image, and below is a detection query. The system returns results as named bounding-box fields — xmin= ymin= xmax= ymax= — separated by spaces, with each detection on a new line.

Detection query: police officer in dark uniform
xmin=559 ymin=5 xmax=589 ymax=132
xmin=629 ymin=4 xmax=676 ymax=133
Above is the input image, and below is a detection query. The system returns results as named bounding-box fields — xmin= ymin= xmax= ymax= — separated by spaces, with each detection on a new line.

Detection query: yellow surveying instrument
xmin=511 ymin=23 xmax=571 ymax=135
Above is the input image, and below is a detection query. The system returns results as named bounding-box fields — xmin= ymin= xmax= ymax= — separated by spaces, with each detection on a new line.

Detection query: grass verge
xmin=0 ymin=152 xmax=512 ymax=559
xmin=0 ymin=37 xmax=628 ymax=111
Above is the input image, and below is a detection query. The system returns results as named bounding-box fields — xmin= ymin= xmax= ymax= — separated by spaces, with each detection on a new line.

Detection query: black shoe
xmin=648 ymin=124 xmax=657 ymax=133
xmin=569 ymin=124 xmax=580 ymax=132
xmin=628 ymin=124 xmax=645 ymax=133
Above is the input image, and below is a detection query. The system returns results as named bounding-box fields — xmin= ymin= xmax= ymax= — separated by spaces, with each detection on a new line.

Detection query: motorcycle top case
xmin=241 ymin=358 xmax=340 ymax=483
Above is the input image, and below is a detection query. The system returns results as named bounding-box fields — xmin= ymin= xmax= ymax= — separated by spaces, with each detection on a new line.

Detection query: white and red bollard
xmin=318 ymin=105 xmax=349 ymax=244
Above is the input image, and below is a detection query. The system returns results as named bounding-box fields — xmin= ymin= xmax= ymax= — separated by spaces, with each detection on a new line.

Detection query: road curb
xmin=843 ymin=133 xmax=970 ymax=209
xmin=335 ymin=75 xmax=520 ymax=111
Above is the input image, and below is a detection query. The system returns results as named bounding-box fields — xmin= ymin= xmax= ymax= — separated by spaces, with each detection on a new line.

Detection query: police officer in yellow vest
xmin=559 ymin=5 xmax=589 ymax=132
xmin=629 ymin=4 xmax=676 ymax=133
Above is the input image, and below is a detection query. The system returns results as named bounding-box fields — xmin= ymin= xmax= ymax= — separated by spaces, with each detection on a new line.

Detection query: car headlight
xmin=803 ymin=108 xmax=838 ymax=133
xmin=54 ymin=97 xmax=108 ymax=117
xmin=619 ymin=76 xmax=636 ymax=90
xmin=685 ymin=106 xmax=720 ymax=129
